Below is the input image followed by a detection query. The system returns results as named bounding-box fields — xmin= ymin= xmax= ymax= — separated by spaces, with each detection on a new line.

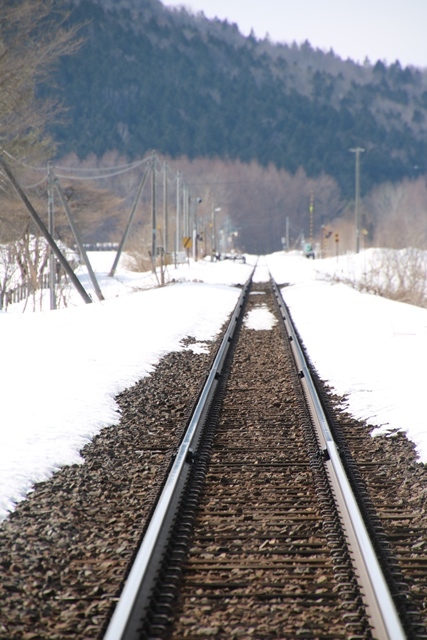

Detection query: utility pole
xmin=55 ymin=178 xmax=104 ymax=301
xmin=350 ymin=147 xmax=365 ymax=254
xmin=163 ymin=162 xmax=168 ymax=254
xmin=212 ymin=206 xmax=221 ymax=258
xmin=109 ymin=167 xmax=148 ymax=277
xmin=183 ymin=184 xmax=189 ymax=237
xmin=192 ymin=198 xmax=202 ymax=261
xmin=175 ymin=171 xmax=181 ymax=258
xmin=0 ymin=154 xmax=92 ymax=304
xmin=309 ymin=191 xmax=314 ymax=248
xmin=151 ymin=151 xmax=157 ymax=261
xmin=47 ymin=161 xmax=56 ymax=310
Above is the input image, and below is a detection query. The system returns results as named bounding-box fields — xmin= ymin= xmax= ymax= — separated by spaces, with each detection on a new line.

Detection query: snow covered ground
xmin=1 ymin=249 xmax=427 ymax=521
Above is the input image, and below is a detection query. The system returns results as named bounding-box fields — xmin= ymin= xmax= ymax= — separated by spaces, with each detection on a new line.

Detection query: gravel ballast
xmin=1 ymin=319 xmax=427 ymax=637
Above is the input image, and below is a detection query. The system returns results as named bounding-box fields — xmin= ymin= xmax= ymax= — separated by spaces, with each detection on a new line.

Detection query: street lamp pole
xmin=212 ymin=206 xmax=221 ymax=259
xmin=350 ymin=147 xmax=365 ymax=253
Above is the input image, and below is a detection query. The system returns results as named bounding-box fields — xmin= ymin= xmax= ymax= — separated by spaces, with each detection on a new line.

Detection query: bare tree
xmin=0 ymin=241 xmax=18 ymax=309
xmin=368 ymin=178 xmax=427 ymax=249
xmin=0 ymin=0 xmax=82 ymax=161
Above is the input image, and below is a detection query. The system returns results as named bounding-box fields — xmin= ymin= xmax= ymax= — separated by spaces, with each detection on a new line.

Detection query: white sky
xmin=163 ymin=0 xmax=427 ymax=68
xmin=1 ymin=250 xmax=427 ymax=521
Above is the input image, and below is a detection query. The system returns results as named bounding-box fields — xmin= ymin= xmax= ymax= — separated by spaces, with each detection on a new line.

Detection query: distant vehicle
xmin=220 ymin=253 xmax=246 ymax=263
xmin=304 ymin=243 xmax=315 ymax=259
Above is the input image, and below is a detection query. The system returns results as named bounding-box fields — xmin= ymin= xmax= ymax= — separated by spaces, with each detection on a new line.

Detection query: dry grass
xmin=329 ymin=248 xmax=427 ymax=308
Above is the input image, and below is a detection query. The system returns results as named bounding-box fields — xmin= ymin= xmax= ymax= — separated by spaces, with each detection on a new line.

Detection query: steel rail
xmin=103 ymin=275 xmax=253 ymax=640
xmin=272 ymin=278 xmax=406 ymax=640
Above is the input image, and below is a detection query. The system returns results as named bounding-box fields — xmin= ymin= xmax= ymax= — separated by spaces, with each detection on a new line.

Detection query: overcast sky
xmin=163 ymin=0 xmax=427 ymax=69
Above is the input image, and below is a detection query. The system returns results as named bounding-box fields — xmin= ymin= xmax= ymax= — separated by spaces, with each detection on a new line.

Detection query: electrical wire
xmin=55 ymin=163 xmax=148 ymax=181
xmin=55 ymin=155 xmax=151 ymax=174
xmin=22 ymin=175 xmax=48 ymax=189
xmin=1 ymin=149 xmax=152 ymax=181
xmin=1 ymin=149 xmax=47 ymax=173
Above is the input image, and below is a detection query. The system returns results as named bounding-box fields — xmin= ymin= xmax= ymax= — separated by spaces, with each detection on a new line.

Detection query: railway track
xmin=2 ymin=272 xmax=427 ymax=638
xmin=103 ymin=276 xmax=425 ymax=640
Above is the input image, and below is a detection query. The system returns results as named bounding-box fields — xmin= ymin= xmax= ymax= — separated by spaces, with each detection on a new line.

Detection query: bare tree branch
xmin=0 ymin=0 xmax=83 ymax=162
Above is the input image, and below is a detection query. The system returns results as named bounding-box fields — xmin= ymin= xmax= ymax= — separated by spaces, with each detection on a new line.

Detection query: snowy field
xmin=1 ymin=249 xmax=427 ymax=521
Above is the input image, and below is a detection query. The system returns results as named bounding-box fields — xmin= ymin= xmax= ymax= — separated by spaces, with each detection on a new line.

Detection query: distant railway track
xmin=102 ymin=277 xmax=425 ymax=640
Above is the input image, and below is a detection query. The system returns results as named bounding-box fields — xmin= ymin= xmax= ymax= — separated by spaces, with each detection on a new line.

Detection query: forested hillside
xmin=49 ymin=0 xmax=427 ymax=199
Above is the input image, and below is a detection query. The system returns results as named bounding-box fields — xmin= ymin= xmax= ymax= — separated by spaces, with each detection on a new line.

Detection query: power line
xmin=55 ymin=156 xmax=152 ymax=181
xmin=56 ymin=158 xmax=149 ymax=172
xmin=22 ymin=175 xmax=48 ymax=189
xmin=1 ymin=149 xmax=152 ymax=181
xmin=1 ymin=149 xmax=47 ymax=173
xmin=55 ymin=164 xmax=147 ymax=181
